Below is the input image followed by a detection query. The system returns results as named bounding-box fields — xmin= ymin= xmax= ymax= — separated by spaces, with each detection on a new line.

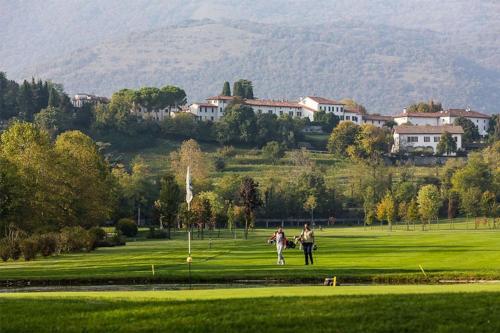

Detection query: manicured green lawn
xmin=1 ymin=225 xmax=499 ymax=283
xmin=1 ymin=285 xmax=500 ymax=332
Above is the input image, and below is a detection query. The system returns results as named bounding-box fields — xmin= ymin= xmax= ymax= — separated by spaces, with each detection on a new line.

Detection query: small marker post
xmin=419 ymin=264 xmax=427 ymax=277
xmin=333 ymin=276 xmax=337 ymax=287
xmin=151 ymin=264 xmax=155 ymax=276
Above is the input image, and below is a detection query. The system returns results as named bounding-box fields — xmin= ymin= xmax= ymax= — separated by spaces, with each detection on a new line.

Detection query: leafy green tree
xmin=363 ymin=186 xmax=377 ymax=226
xmin=0 ymin=122 xmax=65 ymax=231
xmin=16 ymin=80 xmax=36 ymax=121
xmin=215 ymin=174 xmax=242 ymax=203
xmin=155 ymin=172 xmax=181 ymax=238
xmin=232 ymin=79 xmax=254 ymax=99
xmin=303 ymin=195 xmax=317 ymax=227
xmin=255 ymin=113 xmax=280 ymax=145
xmin=436 ymin=132 xmax=457 ymax=155
xmin=197 ymin=191 xmax=225 ymax=229
xmin=393 ymin=181 xmax=416 ymax=204
xmin=216 ymin=102 xmax=257 ymax=144
xmin=313 ymin=111 xmax=339 ymax=132
xmin=191 ymin=197 xmax=212 ymax=239
xmin=459 ymin=187 xmax=482 ymax=218
xmin=0 ymin=158 xmax=23 ymax=235
xmin=451 ymin=153 xmax=491 ymax=194
xmin=55 ymin=131 xmax=116 ymax=228
xmin=454 ymin=117 xmax=480 ymax=143
xmin=480 ymin=191 xmax=497 ymax=219
xmin=340 ymin=99 xmax=367 ymax=114
xmin=405 ymin=199 xmax=420 ymax=227
xmin=407 ymin=100 xmax=442 ymax=113
xmin=221 ymin=81 xmax=231 ymax=96
xmin=349 ymin=124 xmax=392 ymax=160
xmin=327 ymin=121 xmax=360 ymax=156
xmin=113 ymin=158 xmax=158 ymax=221
xmin=417 ymin=185 xmax=441 ymax=229
xmin=34 ymin=106 xmax=71 ymax=136
xmin=376 ymin=192 xmax=397 ymax=230
xmin=239 ymin=177 xmax=262 ymax=239
xmin=446 ymin=190 xmax=460 ymax=219
xmin=383 ymin=120 xmax=397 ymax=129
xmin=169 ymin=139 xmax=211 ymax=189
xmin=487 ymin=114 xmax=499 ymax=142
xmin=262 ymin=141 xmax=285 ymax=164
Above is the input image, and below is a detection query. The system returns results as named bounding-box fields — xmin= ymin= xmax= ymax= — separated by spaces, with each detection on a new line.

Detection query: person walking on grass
xmin=269 ymin=226 xmax=286 ymax=265
xmin=300 ymin=223 xmax=315 ymax=265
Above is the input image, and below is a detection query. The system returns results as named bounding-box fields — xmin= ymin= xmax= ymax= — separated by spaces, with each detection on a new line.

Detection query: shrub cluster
xmin=115 ymin=218 xmax=138 ymax=237
xmin=0 ymin=227 xmax=125 ymax=262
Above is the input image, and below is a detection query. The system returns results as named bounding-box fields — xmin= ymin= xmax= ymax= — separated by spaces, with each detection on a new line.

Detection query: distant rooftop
xmin=394 ymin=125 xmax=464 ymax=134
xmin=305 ymin=96 xmax=344 ymax=105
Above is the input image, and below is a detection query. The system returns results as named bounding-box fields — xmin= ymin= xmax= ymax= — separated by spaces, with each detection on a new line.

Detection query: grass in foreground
xmin=1 ymin=285 xmax=500 ymax=332
xmin=1 ymin=225 xmax=499 ymax=283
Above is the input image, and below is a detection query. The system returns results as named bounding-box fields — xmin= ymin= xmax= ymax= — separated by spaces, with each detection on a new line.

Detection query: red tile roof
xmin=344 ymin=106 xmax=363 ymax=115
xmin=445 ymin=109 xmax=490 ymax=119
xmin=394 ymin=112 xmax=442 ymax=118
xmin=395 ymin=109 xmax=491 ymax=119
xmin=363 ymin=114 xmax=392 ymax=121
xmin=394 ymin=125 xmax=464 ymax=134
xmin=192 ymin=102 xmax=218 ymax=108
xmin=244 ymin=99 xmax=302 ymax=108
xmin=206 ymin=95 xmax=235 ymax=101
xmin=306 ymin=96 xmax=344 ymax=105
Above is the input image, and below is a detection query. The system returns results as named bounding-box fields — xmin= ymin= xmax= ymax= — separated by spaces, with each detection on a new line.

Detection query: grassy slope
xmin=1 ymin=226 xmax=499 ymax=283
xmin=118 ymin=138 xmax=441 ymax=188
xmin=1 ymin=285 xmax=500 ymax=332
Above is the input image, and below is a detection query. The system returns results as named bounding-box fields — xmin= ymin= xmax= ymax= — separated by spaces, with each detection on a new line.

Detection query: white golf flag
xmin=186 ymin=166 xmax=193 ymax=205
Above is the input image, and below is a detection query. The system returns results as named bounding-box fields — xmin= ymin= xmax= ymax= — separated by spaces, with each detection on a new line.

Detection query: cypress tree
xmin=221 ymin=81 xmax=231 ymax=96
xmin=17 ymin=80 xmax=35 ymax=121
xmin=48 ymin=87 xmax=59 ymax=107
xmin=233 ymin=81 xmax=243 ymax=98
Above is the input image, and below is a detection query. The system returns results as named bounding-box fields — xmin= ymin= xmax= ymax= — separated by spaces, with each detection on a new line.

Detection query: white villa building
xmin=130 ymin=104 xmax=182 ymax=121
xmin=71 ymin=93 xmax=109 ymax=108
xmin=188 ymin=95 xmax=364 ymax=125
xmin=362 ymin=114 xmax=392 ymax=127
xmin=393 ymin=108 xmax=491 ymax=136
xmin=392 ymin=125 xmax=464 ymax=155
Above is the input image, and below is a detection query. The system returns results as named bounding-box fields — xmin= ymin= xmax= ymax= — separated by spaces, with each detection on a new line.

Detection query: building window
xmin=328 ymin=106 xmax=331 ymax=111
xmin=340 ymin=116 xmax=344 ymax=120
xmin=268 ymin=110 xmax=272 ymax=114
xmin=346 ymin=116 xmax=351 ymax=120
xmin=407 ymin=136 xmax=418 ymax=143
xmin=211 ymin=108 xmax=214 ymax=113
xmin=353 ymin=116 xmax=358 ymax=122
xmin=454 ymin=137 xmax=458 ymax=142
xmin=434 ymin=136 xmax=439 ymax=142
xmin=210 ymin=116 xmax=214 ymax=121
xmin=424 ymin=136 xmax=430 ymax=142
xmin=220 ymin=107 xmax=222 ymax=112
xmin=289 ymin=111 xmax=293 ymax=116
xmin=297 ymin=112 xmax=302 ymax=117
xmin=279 ymin=111 xmax=283 ymax=115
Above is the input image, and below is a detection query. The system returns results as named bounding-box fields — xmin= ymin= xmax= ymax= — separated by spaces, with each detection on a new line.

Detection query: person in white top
xmin=269 ymin=226 xmax=286 ymax=265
